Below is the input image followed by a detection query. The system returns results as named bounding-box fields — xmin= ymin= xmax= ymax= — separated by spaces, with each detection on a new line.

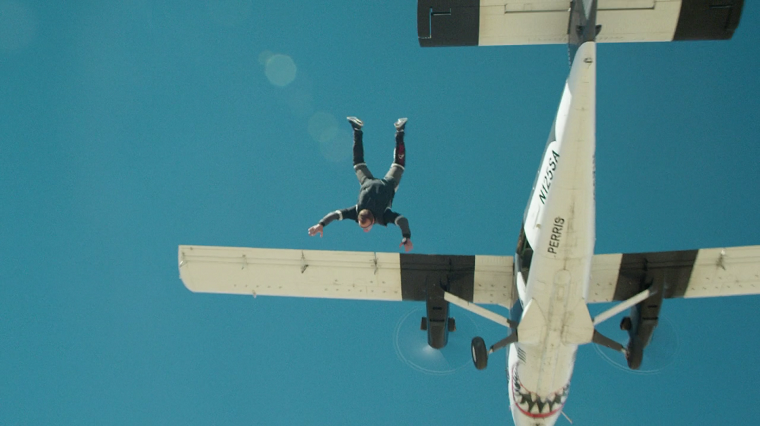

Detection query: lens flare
xmin=265 ymin=54 xmax=297 ymax=87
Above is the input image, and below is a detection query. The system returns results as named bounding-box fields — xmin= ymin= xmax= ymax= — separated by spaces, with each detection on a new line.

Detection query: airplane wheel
xmin=448 ymin=318 xmax=457 ymax=332
xmin=420 ymin=317 xmax=428 ymax=331
xmin=620 ymin=317 xmax=632 ymax=331
xmin=471 ymin=337 xmax=488 ymax=370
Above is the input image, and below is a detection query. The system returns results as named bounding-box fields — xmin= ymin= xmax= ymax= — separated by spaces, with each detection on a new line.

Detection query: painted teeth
xmin=513 ymin=373 xmax=570 ymax=416
xmin=522 ymin=394 xmax=554 ymax=414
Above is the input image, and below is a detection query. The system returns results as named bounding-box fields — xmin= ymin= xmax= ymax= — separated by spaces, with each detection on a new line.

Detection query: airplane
xmin=177 ymin=1 xmax=754 ymax=425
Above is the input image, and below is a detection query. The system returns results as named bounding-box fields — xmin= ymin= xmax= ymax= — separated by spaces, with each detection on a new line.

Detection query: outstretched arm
xmin=384 ymin=210 xmax=412 ymax=252
xmin=308 ymin=207 xmax=358 ymax=237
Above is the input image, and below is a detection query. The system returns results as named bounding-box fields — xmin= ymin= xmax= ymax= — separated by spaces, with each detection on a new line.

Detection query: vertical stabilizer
xmin=568 ymin=0 xmax=598 ymax=66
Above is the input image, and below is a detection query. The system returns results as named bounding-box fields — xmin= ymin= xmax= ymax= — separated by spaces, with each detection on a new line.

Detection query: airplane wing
xmin=586 ymin=245 xmax=760 ymax=302
xmin=418 ymin=0 xmax=744 ymax=47
xmin=178 ymin=245 xmax=516 ymax=307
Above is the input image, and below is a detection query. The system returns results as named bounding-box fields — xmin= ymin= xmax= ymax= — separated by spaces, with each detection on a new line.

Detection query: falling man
xmin=308 ymin=117 xmax=413 ymax=252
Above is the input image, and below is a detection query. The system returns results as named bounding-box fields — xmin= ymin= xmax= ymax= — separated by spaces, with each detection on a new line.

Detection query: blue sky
xmin=2 ymin=1 xmax=760 ymax=425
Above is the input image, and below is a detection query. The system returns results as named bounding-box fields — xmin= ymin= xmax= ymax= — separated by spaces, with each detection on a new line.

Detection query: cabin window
xmin=515 ymin=228 xmax=533 ymax=281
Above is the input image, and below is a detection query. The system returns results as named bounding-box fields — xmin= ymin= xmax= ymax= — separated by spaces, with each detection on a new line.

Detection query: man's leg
xmin=349 ymin=117 xmax=373 ymax=185
xmin=384 ymin=118 xmax=407 ymax=190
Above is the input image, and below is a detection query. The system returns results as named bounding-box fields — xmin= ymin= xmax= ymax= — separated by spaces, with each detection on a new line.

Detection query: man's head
xmin=358 ymin=209 xmax=374 ymax=232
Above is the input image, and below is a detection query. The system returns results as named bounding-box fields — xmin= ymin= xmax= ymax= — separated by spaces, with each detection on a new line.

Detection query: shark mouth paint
xmin=511 ymin=365 xmax=570 ymax=418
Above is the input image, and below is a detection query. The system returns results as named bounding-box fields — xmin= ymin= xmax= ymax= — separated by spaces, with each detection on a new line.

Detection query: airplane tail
xmin=567 ymin=0 xmax=599 ymax=67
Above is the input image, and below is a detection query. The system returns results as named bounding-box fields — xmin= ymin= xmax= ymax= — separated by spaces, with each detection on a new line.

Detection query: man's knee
xmin=390 ymin=163 xmax=404 ymax=178
xmin=355 ymin=164 xmax=373 ymax=184
xmin=385 ymin=164 xmax=404 ymax=189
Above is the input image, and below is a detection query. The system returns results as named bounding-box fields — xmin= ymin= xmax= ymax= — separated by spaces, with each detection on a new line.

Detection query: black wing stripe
xmin=611 ymin=250 xmax=699 ymax=301
xmin=399 ymin=254 xmax=476 ymax=301
xmin=417 ymin=0 xmax=480 ymax=47
xmin=673 ymin=0 xmax=744 ymax=41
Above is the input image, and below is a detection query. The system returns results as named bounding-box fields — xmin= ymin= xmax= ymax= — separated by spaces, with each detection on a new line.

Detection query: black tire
xmin=471 ymin=337 xmax=488 ymax=370
xmin=620 ymin=317 xmax=632 ymax=331
xmin=420 ymin=317 xmax=428 ymax=331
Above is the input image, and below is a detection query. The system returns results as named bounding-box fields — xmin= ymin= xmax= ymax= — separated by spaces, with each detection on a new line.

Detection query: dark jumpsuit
xmin=317 ymin=127 xmax=411 ymax=239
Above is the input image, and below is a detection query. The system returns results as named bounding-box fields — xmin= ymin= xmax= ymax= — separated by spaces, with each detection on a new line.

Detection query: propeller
xmin=593 ymin=314 xmax=681 ymax=375
xmin=393 ymin=306 xmax=480 ymax=376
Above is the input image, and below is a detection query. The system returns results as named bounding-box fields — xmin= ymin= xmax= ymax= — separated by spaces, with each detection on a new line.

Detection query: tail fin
xmin=568 ymin=0 xmax=599 ymax=66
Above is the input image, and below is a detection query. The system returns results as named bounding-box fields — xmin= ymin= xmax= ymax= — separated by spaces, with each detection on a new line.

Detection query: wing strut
xmin=443 ymin=291 xmax=516 ymax=328
xmin=592 ymin=288 xmax=651 ymax=326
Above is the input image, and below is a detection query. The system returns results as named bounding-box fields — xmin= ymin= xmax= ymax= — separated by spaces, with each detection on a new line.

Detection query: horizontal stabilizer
xmin=178 ymin=246 xmax=516 ymax=307
xmin=561 ymin=298 xmax=594 ymax=344
xmin=517 ymin=299 xmax=547 ymax=344
xmin=586 ymin=245 xmax=760 ymax=303
xmin=418 ymin=0 xmax=743 ymax=47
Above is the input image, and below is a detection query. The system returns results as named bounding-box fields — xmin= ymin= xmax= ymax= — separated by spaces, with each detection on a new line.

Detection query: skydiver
xmin=308 ymin=117 xmax=413 ymax=252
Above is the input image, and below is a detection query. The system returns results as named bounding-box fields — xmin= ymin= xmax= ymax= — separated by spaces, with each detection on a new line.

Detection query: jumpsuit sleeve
xmin=383 ymin=210 xmax=411 ymax=239
xmin=319 ymin=206 xmax=358 ymax=227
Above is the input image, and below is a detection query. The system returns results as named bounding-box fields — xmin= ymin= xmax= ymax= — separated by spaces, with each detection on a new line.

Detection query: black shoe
xmin=347 ymin=117 xmax=364 ymax=130
xmin=394 ymin=118 xmax=407 ymax=132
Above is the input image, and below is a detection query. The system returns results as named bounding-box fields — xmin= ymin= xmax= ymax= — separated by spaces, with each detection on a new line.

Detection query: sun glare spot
xmin=264 ymin=54 xmax=297 ymax=87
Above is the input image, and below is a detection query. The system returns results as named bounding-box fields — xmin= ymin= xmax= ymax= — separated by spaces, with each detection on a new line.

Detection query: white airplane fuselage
xmin=507 ymin=41 xmax=597 ymax=426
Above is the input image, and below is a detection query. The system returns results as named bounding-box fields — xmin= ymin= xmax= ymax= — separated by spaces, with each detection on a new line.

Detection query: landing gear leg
xmin=592 ymin=330 xmax=627 ymax=355
xmin=488 ymin=331 xmax=518 ymax=354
